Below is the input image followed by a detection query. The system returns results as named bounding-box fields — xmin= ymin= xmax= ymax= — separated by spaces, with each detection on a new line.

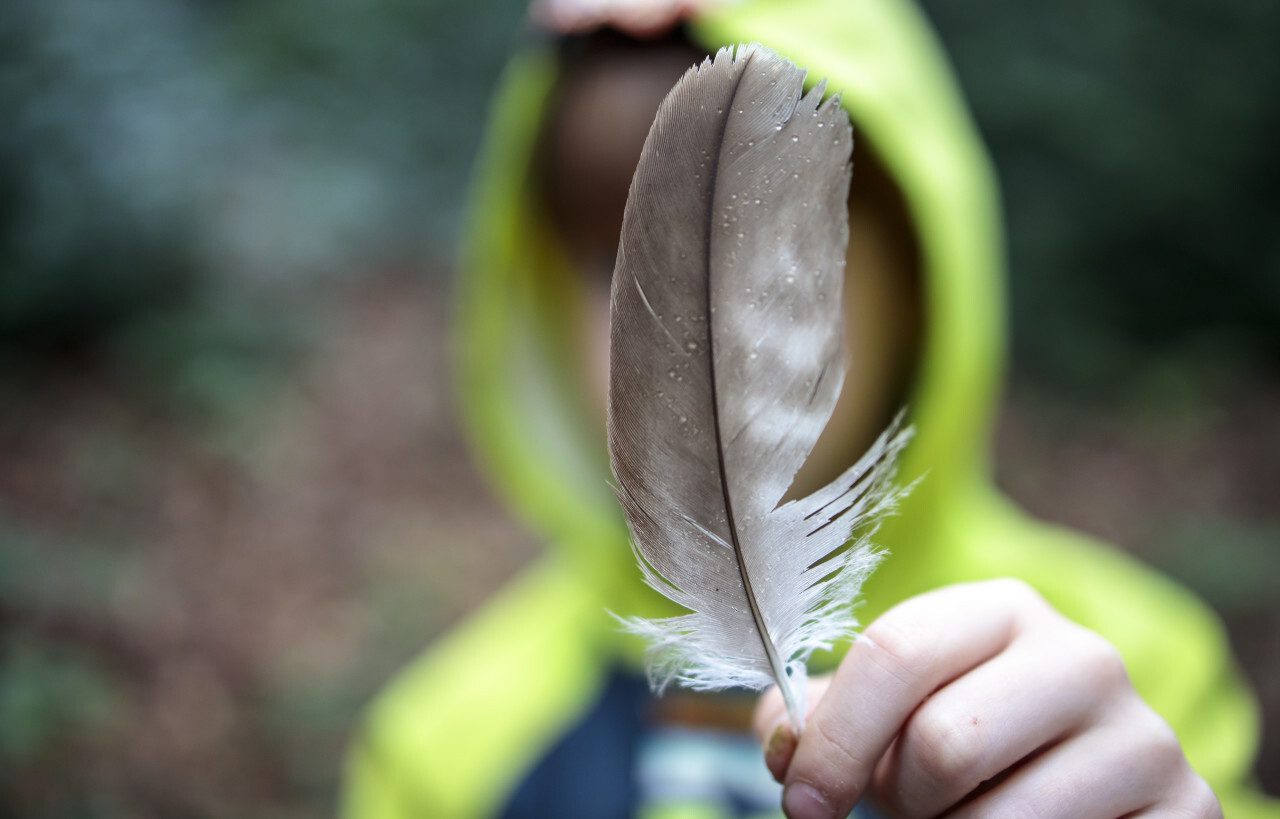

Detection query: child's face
xmin=537 ymin=30 xmax=924 ymax=488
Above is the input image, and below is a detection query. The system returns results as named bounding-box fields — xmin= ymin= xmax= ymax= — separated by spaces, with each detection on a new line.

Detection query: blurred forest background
xmin=1 ymin=0 xmax=1277 ymax=816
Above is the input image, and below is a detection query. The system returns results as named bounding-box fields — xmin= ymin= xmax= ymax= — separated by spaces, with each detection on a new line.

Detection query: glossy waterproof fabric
xmin=342 ymin=1 xmax=1278 ymax=816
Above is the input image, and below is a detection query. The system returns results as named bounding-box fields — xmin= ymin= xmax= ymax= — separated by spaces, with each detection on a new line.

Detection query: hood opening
xmin=535 ymin=28 xmax=708 ymax=283
xmin=532 ymin=28 xmax=926 ymax=499
xmin=790 ymin=138 xmax=924 ymax=500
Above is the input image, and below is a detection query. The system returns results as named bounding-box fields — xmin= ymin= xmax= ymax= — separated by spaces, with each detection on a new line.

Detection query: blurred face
xmin=536 ymin=28 xmax=922 ymax=493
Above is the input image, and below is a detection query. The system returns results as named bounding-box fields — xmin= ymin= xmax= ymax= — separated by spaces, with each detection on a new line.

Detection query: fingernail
xmin=783 ymin=781 xmax=833 ymax=819
xmin=764 ymin=723 xmax=796 ymax=782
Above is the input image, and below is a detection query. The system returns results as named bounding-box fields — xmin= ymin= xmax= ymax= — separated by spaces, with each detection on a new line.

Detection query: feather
xmin=607 ymin=43 xmax=911 ymax=732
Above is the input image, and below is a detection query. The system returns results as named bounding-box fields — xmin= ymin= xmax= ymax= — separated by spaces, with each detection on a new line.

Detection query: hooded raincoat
xmin=343 ymin=1 xmax=1276 ymax=816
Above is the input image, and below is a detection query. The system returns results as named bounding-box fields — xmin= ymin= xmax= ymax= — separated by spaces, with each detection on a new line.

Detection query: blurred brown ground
xmin=0 ymin=272 xmax=1276 ymax=817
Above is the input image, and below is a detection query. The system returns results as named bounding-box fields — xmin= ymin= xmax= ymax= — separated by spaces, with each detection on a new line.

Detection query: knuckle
xmin=861 ymin=618 xmax=932 ymax=686
xmin=987 ymin=577 xmax=1046 ymax=609
xmin=907 ymin=702 xmax=984 ymax=785
xmin=1180 ymin=774 xmax=1224 ymax=819
xmin=984 ymin=577 xmax=1054 ymax=630
xmin=1157 ymin=777 xmax=1223 ymax=819
xmin=1068 ymin=626 xmax=1131 ymax=693
xmin=1130 ymin=698 xmax=1182 ymax=753
xmin=1122 ymin=700 xmax=1193 ymax=788
xmin=808 ymin=711 xmax=868 ymax=773
xmin=1144 ymin=712 xmax=1189 ymax=771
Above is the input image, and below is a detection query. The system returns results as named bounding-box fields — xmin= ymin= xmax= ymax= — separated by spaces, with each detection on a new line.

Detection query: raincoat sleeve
xmin=341 ymin=557 xmax=611 ymax=819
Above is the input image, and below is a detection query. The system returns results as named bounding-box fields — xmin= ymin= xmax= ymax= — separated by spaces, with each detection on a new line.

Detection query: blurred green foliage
xmin=1153 ymin=518 xmax=1280 ymax=609
xmin=920 ymin=0 xmax=1280 ymax=391
xmin=0 ymin=0 xmax=207 ymax=346
xmin=0 ymin=636 xmax=123 ymax=765
xmin=0 ymin=522 xmax=134 ymax=817
xmin=1 ymin=0 xmax=525 ymax=353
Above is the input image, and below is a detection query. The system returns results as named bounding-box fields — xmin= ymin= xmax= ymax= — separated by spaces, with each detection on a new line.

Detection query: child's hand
xmin=754 ymin=579 xmax=1221 ymax=819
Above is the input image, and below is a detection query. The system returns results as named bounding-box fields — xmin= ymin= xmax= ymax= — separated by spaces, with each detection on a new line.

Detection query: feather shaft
xmin=607 ymin=43 xmax=910 ymax=733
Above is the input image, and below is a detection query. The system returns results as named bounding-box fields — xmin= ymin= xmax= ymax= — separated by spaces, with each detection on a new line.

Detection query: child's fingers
xmin=780 ymin=579 xmax=1039 ymax=819
xmin=948 ymin=692 xmax=1208 ymax=819
xmin=870 ymin=620 xmax=1122 ymax=817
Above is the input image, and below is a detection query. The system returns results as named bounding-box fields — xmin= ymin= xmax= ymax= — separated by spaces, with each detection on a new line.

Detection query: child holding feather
xmin=344 ymin=1 xmax=1275 ymax=816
